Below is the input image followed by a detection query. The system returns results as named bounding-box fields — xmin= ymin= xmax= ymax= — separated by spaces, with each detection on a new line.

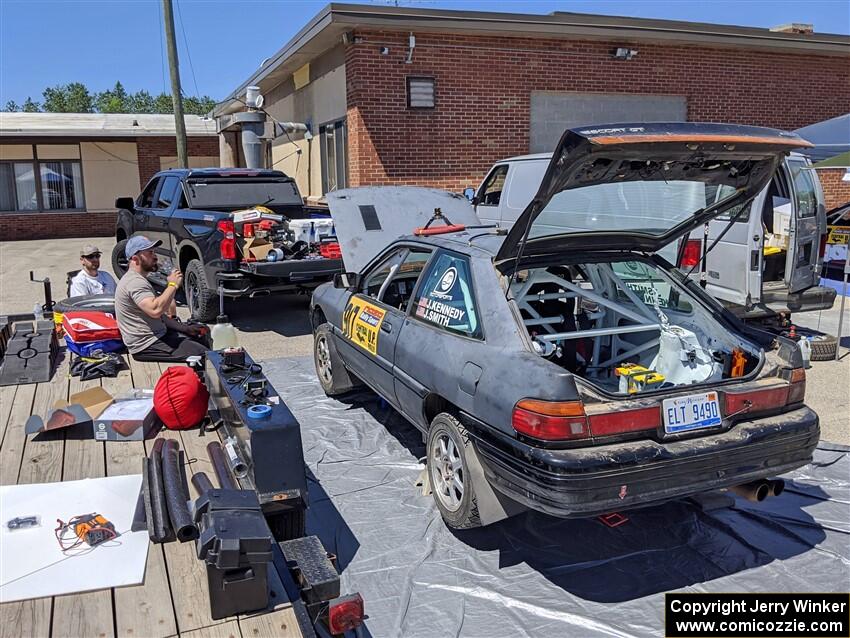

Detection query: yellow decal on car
xmin=342 ymin=296 xmax=386 ymax=355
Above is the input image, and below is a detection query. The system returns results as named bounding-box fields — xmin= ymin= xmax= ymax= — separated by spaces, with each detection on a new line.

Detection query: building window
xmin=0 ymin=148 xmax=85 ymax=212
xmin=407 ymin=77 xmax=435 ymax=109
xmin=320 ymin=119 xmax=348 ymax=194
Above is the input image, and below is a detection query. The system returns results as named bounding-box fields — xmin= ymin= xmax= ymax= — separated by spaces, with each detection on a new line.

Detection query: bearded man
xmin=114 ymin=235 xmax=207 ymax=362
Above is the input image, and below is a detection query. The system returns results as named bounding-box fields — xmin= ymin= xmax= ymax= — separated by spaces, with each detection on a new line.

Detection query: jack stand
xmin=29 ymin=271 xmax=55 ymax=318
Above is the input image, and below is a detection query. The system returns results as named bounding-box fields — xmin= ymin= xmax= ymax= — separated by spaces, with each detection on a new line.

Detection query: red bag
xmin=63 ymin=311 xmax=121 ymax=343
xmin=153 ymin=366 xmax=210 ymax=430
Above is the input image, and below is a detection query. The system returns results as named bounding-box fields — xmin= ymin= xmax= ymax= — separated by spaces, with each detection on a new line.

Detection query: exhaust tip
xmin=754 ymin=482 xmax=770 ymax=502
xmin=770 ymin=479 xmax=785 ymax=497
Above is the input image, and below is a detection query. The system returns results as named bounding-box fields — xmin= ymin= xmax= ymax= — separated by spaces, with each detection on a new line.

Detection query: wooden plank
xmin=0 ymin=384 xmax=35 ymax=486
xmin=153 ymin=363 xmax=227 ymax=634
xmin=178 ymin=619 xmax=241 ymax=638
xmin=52 ymin=374 xmax=114 ymax=638
xmin=107 ymin=359 xmax=177 ymax=638
xmin=0 ymin=386 xmax=17 ymax=449
xmin=238 ymin=607 xmax=301 ymax=638
xmin=0 ymin=357 xmax=70 ymax=638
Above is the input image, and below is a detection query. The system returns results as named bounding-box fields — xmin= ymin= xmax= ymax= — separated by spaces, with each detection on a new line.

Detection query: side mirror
xmin=462 ymin=187 xmax=476 ymax=203
xmin=334 ymin=272 xmax=361 ymax=290
xmin=115 ymin=196 xmax=135 ymax=211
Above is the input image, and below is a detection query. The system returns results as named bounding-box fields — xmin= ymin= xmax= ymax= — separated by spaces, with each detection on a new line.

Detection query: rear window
xmin=185 ymin=179 xmax=302 ymax=209
xmin=412 ymin=252 xmax=482 ymax=339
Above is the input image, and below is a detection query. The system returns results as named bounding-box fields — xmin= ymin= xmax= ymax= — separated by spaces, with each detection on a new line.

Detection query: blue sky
xmin=1 ymin=0 xmax=847 ymax=106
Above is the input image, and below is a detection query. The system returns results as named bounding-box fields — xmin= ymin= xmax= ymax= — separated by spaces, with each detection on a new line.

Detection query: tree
xmin=22 ymin=97 xmax=41 ymax=112
xmin=127 ymin=90 xmax=155 ymax=114
xmin=94 ymin=81 xmax=129 ymax=113
xmin=42 ymin=82 xmax=94 ymax=112
xmin=153 ymin=93 xmax=174 ymax=114
xmin=183 ymin=95 xmax=216 ymax=115
xmin=4 ymin=100 xmax=20 ymax=112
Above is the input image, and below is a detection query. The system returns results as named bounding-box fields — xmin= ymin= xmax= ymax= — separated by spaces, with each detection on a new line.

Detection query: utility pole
xmin=162 ymin=0 xmax=188 ymax=167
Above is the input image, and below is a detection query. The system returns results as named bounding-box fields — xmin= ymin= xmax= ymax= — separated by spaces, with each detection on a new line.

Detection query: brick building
xmin=213 ymin=3 xmax=850 ymax=207
xmin=0 ymin=113 xmax=218 ymax=240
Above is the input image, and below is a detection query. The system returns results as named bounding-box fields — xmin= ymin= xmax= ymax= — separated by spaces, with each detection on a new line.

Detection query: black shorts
xmin=133 ymin=329 xmax=207 ymax=363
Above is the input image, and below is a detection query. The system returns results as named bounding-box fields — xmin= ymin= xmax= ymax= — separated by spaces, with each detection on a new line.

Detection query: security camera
xmin=612 ymin=47 xmax=638 ymax=60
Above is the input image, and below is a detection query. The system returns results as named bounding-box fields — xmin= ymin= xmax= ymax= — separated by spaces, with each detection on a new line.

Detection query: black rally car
xmin=310 ymin=123 xmax=819 ymax=529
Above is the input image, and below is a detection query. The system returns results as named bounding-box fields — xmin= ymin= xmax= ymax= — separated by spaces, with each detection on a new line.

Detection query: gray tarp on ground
xmin=265 ymin=357 xmax=850 ymax=638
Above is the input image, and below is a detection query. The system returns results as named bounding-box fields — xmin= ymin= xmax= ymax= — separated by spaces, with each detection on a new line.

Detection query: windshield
xmin=186 ymin=179 xmax=302 ymax=209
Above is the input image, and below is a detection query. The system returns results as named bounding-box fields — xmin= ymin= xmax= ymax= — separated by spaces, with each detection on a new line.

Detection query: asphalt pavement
xmin=1 ymin=236 xmax=846 ymax=443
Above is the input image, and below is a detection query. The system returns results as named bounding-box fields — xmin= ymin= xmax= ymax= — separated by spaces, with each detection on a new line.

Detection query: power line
xmin=175 ymin=0 xmax=201 ymax=100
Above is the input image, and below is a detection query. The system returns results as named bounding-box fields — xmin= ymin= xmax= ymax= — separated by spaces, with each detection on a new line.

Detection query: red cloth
xmin=153 ymin=366 xmax=209 ymax=430
xmin=62 ymin=311 xmax=121 ymax=343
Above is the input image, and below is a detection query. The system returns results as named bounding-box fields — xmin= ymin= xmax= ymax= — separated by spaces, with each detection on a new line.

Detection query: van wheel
xmin=185 ymin=260 xmax=217 ymax=322
xmin=427 ymin=413 xmax=482 ymax=529
xmin=313 ymin=323 xmax=357 ymax=396
xmin=112 ymin=239 xmax=129 ymax=278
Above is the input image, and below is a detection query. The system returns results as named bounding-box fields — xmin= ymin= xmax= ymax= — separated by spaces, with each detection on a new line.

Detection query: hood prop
xmin=414 ymin=207 xmax=467 ymax=236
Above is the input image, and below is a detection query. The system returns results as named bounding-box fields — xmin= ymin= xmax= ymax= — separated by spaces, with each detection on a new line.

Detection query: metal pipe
xmin=537 ymin=323 xmax=661 ymax=342
xmin=207 ymin=441 xmax=238 ymax=490
xmin=224 ymin=437 xmax=249 ymax=479
xmin=191 ymin=471 xmax=215 ymax=498
xmin=523 ymin=316 xmax=564 ymax=327
xmin=162 ymin=439 xmax=199 ymax=542
xmin=768 ymin=478 xmax=785 ymax=497
xmin=729 ymin=480 xmax=771 ymax=502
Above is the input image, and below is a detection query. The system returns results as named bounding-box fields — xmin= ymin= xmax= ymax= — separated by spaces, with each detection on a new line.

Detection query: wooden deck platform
xmin=0 ymin=351 xmax=301 ymax=638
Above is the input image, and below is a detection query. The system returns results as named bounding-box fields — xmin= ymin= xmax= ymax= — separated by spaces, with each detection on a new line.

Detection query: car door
xmin=336 ymin=246 xmax=433 ymax=405
xmin=702 ymin=185 xmax=766 ymax=307
xmin=473 ymin=164 xmax=508 ymax=226
xmin=394 ymin=249 xmax=484 ymax=425
xmin=147 ymin=175 xmax=181 ymax=271
xmin=785 ymin=156 xmax=822 ymax=292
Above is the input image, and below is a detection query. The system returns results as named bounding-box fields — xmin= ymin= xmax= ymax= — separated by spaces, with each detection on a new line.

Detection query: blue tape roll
xmin=247 ymin=404 xmax=272 ymax=420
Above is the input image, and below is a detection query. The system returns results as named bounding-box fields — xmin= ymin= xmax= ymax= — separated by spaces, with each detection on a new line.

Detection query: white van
xmin=472 ymin=151 xmax=835 ymax=321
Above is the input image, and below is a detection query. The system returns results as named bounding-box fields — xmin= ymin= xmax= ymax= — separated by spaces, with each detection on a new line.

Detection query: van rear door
xmin=702 ymin=186 xmax=766 ymax=307
xmin=785 ymin=156 xmax=822 ymax=292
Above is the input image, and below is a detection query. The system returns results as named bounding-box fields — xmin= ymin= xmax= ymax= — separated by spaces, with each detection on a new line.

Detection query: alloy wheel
xmin=430 ymin=432 xmax=464 ymax=512
xmin=316 ymin=335 xmax=333 ymax=385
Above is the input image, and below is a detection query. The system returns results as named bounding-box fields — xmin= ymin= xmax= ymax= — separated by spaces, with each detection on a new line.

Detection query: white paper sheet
xmin=0 ymin=474 xmax=148 ymax=603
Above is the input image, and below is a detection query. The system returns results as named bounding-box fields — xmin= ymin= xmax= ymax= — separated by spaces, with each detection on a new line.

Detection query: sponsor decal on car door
xmin=342 ymin=296 xmax=386 ymax=355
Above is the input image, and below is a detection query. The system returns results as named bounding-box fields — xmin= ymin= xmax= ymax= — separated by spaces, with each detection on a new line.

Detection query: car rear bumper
xmin=472 ymin=405 xmax=819 ymax=518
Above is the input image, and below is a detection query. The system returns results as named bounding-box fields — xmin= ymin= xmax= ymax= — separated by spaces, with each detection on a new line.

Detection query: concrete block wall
xmin=344 ymin=29 xmax=850 ymax=192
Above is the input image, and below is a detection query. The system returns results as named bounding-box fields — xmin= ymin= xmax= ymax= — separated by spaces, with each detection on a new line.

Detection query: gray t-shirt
xmin=115 ymin=271 xmax=166 ymax=353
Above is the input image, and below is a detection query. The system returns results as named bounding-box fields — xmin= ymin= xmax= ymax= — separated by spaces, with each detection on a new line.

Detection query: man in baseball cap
xmin=114 ymin=235 xmax=207 ymax=362
xmin=69 ymin=243 xmax=117 ymax=297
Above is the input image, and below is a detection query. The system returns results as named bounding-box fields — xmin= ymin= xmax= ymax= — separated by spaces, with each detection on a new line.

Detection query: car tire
xmin=427 ymin=413 xmax=482 ymax=529
xmin=184 ymin=259 xmax=217 ymax=323
xmin=313 ymin=323 xmax=357 ymax=396
xmin=112 ymin=239 xmax=129 ymax=278
xmin=54 ymin=294 xmax=115 ymax=316
xmin=794 ymin=327 xmax=838 ymax=361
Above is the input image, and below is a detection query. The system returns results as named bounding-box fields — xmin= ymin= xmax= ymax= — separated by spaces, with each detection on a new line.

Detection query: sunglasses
xmin=83 ymin=253 xmax=102 ymax=259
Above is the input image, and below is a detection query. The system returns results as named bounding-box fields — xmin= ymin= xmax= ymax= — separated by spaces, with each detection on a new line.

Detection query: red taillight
xmin=217 ymin=220 xmax=237 ymax=260
xmin=723 ymin=369 xmax=805 ymax=416
xmin=679 ymin=239 xmax=701 ymax=268
xmin=328 ymin=593 xmax=364 ymax=634
xmin=512 ymin=399 xmax=589 ymax=441
xmin=586 ymin=406 xmax=660 ymax=436
xmin=320 ymin=241 xmax=342 ymax=259
xmin=243 ymin=222 xmax=255 ymax=237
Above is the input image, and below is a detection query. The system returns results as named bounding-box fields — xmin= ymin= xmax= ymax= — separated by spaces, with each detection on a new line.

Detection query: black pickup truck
xmin=112 ymin=168 xmax=342 ymax=322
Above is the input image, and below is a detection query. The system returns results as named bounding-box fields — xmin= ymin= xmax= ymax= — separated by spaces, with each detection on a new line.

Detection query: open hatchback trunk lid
xmin=495 ymin=122 xmax=812 ymax=268
xmin=327 ymin=186 xmax=481 ymax=272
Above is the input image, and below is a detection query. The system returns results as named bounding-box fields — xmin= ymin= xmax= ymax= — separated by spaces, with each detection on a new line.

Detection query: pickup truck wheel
xmin=112 ymin=239 xmax=129 ymax=278
xmin=313 ymin=323 xmax=357 ymax=396
xmin=185 ymin=260 xmax=217 ymax=322
xmin=427 ymin=413 xmax=482 ymax=529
